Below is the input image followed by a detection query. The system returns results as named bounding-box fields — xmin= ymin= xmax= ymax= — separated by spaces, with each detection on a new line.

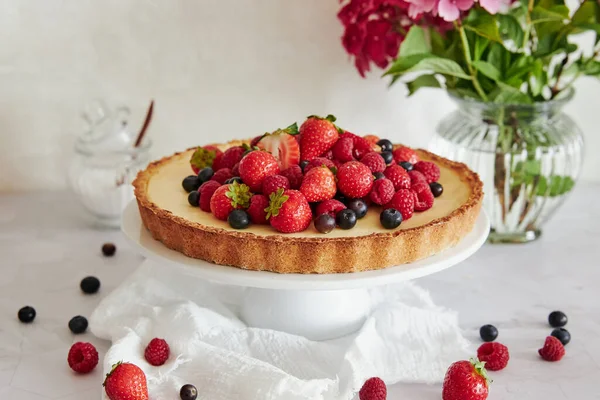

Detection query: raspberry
xmin=262 ymin=175 xmax=290 ymax=197
xmin=392 ymin=146 xmax=419 ymax=164
xmin=359 ymin=377 xmax=387 ymax=400
xmin=477 ymin=342 xmax=509 ymax=371
xmin=211 ymin=168 xmax=233 ymax=184
xmin=539 ymin=336 xmax=565 ymax=362
xmin=332 ymin=136 xmax=355 ymax=162
xmin=337 ymin=161 xmax=374 ymax=199
xmin=218 ymin=146 xmax=246 ymax=170
xmin=320 ymin=149 xmax=334 ymax=160
xmin=413 ymin=161 xmax=440 ymax=183
xmin=144 ymin=338 xmax=170 ymax=366
xmin=384 ymin=189 xmax=415 ymax=220
xmin=384 ymin=164 xmax=411 ymax=190
xmin=304 ymin=157 xmax=336 ymax=173
xmin=67 ymin=342 xmax=99 ymax=374
xmin=369 ymin=178 xmax=395 ymax=205
xmin=412 ymin=182 xmax=434 ymax=211
xmin=280 ymin=165 xmax=303 ymax=189
xmin=199 ymin=180 xmax=221 ymax=212
xmin=408 ymin=170 xmax=428 ymax=186
xmin=231 ymin=162 xmax=240 ymax=177
xmin=247 ymin=194 xmax=269 ymax=224
xmin=360 ymin=152 xmax=386 ymax=173
xmin=315 ymin=199 xmax=346 ymax=218
xmin=348 ymin=133 xmax=374 ymax=159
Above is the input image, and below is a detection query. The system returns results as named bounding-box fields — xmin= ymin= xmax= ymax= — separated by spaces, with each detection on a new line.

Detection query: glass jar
xmin=429 ymin=89 xmax=584 ymax=243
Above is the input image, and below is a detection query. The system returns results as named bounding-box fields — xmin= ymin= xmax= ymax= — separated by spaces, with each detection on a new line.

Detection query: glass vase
xmin=429 ymin=90 xmax=584 ymax=243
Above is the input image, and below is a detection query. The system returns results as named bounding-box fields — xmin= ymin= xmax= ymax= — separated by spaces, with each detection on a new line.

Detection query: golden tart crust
xmin=133 ymin=141 xmax=483 ymax=274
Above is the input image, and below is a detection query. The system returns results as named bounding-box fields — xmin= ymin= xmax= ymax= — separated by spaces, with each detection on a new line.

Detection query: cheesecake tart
xmin=133 ymin=118 xmax=482 ymax=274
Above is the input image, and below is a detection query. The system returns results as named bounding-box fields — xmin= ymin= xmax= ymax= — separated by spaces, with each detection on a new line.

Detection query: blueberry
xmin=551 ymin=327 xmax=571 ymax=345
xmin=374 ymin=172 xmax=385 ymax=181
xmin=380 ymin=208 xmax=402 ymax=229
xmin=180 ymin=384 xmax=198 ymax=400
xmin=347 ymin=199 xmax=368 ymax=219
xmin=198 ymin=167 xmax=214 ymax=183
xmin=228 ymin=210 xmax=250 ymax=229
xmin=380 ymin=151 xmax=393 ymax=165
xmin=18 ymin=306 xmax=36 ymax=323
xmin=479 ymin=324 xmax=498 ymax=342
xmin=336 ymin=209 xmax=357 ymax=230
xmin=376 ymin=139 xmax=393 ymax=152
xmin=314 ymin=214 xmax=336 ymax=234
xmin=188 ymin=191 xmax=200 ymax=207
xmin=225 ymin=177 xmax=243 ymax=184
xmin=548 ymin=311 xmax=568 ymax=327
xmin=429 ymin=182 xmax=443 ymax=197
xmin=335 ymin=193 xmax=347 ymax=204
xmin=182 ymin=175 xmax=200 ymax=193
xmin=399 ymin=161 xmax=413 ymax=171
xmin=300 ymin=161 xmax=309 ymax=171
xmin=80 ymin=276 xmax=100 ymax=294
xmin=68 ymin=315 xmax=88 ymax=334
xmin=101 ymin=243 xmax=116 ymax=257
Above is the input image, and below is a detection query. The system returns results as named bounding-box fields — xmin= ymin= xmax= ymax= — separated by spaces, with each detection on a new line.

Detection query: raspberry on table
xmin=304 ymin=157 xmax=336 ymax=173
xmin=413 ymin=161 xmax=440 ymax=183
xmin=144 ymin=338 xmax=170 ymax=366
xmin=392 ymin=146 xmax=419 ymax=164
xmin=315 ymin=199 xmax=346 ymax=218
xmin=539 ymin=336 xmax=565 ymax=361
xmin=412 ymin=182 xmax=434 ymax=211
xmin=360 ymin=152 xmax=386 ymax=173
xmin=280 ymin=165 xmax=303 ymax=189
xmin=247 ymin=194 xmax=270 ymax=225
xmin=384 ymin=189 xmax=415 ymax=220
xmin=359 ymin=377 xmax=387 ymax=400
xmin=211 ymin=168 xmax=233 ymax=184
xmin=369 ymin=178 xmax=395 ymax=205
xmin=477 ymin=342 xmax=509 ymax=371
xmin=408 ymin=170 xmax=428 ymax=186
xmin=384 ymin=164 xmax=411 ymax=190
xmin=332 ymin=136 xmax=355 ymax=162
xmin=198 ymin=180 xmax=221 ymax=212
xmin=68 ymin=342 xmax=99 ymax=374
xmin=262 ymin=175 xmax=290 ymax=197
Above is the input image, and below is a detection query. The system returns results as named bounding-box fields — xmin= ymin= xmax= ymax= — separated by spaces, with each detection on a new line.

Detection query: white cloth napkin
xmin=90 ymin=260 xmax=470 ymax=400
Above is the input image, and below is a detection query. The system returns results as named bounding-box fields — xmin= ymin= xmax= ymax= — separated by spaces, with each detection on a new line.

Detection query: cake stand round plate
xmin=122 ymin=200 xmax=490 ymax=340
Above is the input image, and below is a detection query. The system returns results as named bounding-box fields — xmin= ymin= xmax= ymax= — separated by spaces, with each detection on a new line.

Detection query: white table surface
xmin=1 ymin=186 xmax=599 ymax=400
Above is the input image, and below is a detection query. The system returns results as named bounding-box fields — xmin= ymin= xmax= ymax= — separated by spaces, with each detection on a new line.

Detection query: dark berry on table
xmin=551 ymin=327 xmax=571 ymax=345
xmin=198 ymin=167 xmax=214 ymax=183
xmin=299 ymin=160 xmax=309 ymax=171
xmin=347 ymin=198 xmax=368 ymax=219
xmin=180 ymin=384 xmax=198 ymax=400
xmin=228 ymin=209 xmax=250 ymax=229
xmin=314 ymin=214 xmax=336 ymax=234
xmin=188 ymin=191 xmax=200 ymax=207
xmin=225 ymin=176 xmax=243 ymax=184
xmin=182 ymin=175 xmax=200 ymax=192
xmin=380 ymin=208 xmax=402 ymax=229
xmin=18 ymin=306 xmax=36 ymax=323
xmin=101 ymin=243 xmax=116 ymax=257
xmin=68 ymin=315 xmax=88 ymax=334
xmin=429 ymin=182 xmax=443 ymax=197
xmin=374 ymin=172 xmax=385 ymax=181
xmin=479 ymin=324 xmax=498 ymax=342
xmin=376 ymin=139 xmax=393 ymax=152
xmin=548 ymin=311 xmax=568 ymax=327
xmin=380 ymin=151 xmax=393 ymax=165
xmin=399 ymin=161 xmax=413 ymax=171
xmin=80 ymin=276 xmax=100 ymax=294
xmin=336 ymin=209 xmax=357 ymax=230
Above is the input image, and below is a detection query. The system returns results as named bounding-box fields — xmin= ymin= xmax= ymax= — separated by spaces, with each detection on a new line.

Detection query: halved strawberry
xmin=256 ymin=123 xmax=300 ymax=169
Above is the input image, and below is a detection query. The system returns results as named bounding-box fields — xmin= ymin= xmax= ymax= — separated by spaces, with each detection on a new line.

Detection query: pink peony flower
xmin=437 ymin=0 xmax=474 ymax=21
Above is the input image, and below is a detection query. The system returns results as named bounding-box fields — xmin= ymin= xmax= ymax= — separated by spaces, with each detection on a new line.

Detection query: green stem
xmin=455 ymin=22 xmax=488 ymax=101
xmin=522 ymin=0 xmax=535 ymax=52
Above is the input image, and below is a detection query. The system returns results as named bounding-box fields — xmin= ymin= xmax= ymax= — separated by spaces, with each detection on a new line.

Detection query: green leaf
xmin=430 ymin=28 xmax=447 ymax=57
xmin=384 ymin=53 xmax=436 ymax=75
xmin=492 ymin=83 xmax=533 ymax=104
xmin=506 ymin=55 xmax=534 ymax=80
xmin=531 ymin=5 xmax=569 ymax=23
xmin=465 ymin=14 xmax=502 ymax=42
xmin=572 ymin=1 xmax=597 ymax=25
xmin=582 ymin=60 xmax=600 ymax=76
xmin=536 ymin=176 xmax=575 ymax=196
xmin=487 ymin=42 xmax=510 ymax=73
xmin=403 ymin=57 xmax=472 ymax=80
xmin=474 ymin=36 xmax=490 ymax=61
xmin=472 ymin=60 xmax=502 ymax=80
xmin=449 ymin=88 xmax=481 ymax=99
xmin=400 ymin=26 xmax=431 ymax=57
xmin=406 ymin=74 xmax=441 ymax=95
xmin=498 ymin=14 xmax=525 ymax=48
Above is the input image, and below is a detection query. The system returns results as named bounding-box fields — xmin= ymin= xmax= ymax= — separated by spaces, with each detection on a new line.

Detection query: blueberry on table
xmin=314 ymin=214 xmax=336 ymax=234
xmin=18 ymin=306 xmax=36 ymax=323
xmin=399 ymin=161 xmax=413 ymax=171
xmin=68 ymin=315 xmax=88 ymax=334
xmin=299 ymin=160 xmax=309 ymax=171
xmin=429 ymin=182 xmax=444 ymax=197
xmin=548 ymin=311 xmax=568 ymax=327
xmin=380 ymin=151 xmax=393 ymax=165
xmin=336 ymin=209 xmax=357 ymax=230
xmin=225 ymin=177 xmax=243 ymax=184
xmin=182 ymin=175 xmax=200 ymax=193
xmin=188 ymin=191 xmax=200 ymax=207
xmin=102 ymin=243 xmax=116 ymax=257
xmin=180 ymin=384 xmax=198 ymax=400
xmin=551 ymin=327 xmax=571 ymax=345
xmin=380 ymin=208 xmax=402 ymax=229
xmin=479 ymin=324 xmax=498 ymax=342
xmin=347 ymin=199 xmax=368 ymax=219
xmin=376 ymin=139 xmax=393 ymax=152
xmin=80 ymin=276 xmax=100 ymax=294
xmin=228 ymin=210 xmax=250 ymax=229
xmin=198 ymin=167 xmax=214 ymax=183
xmin=374 ymin=172 xmax=385 ymax=181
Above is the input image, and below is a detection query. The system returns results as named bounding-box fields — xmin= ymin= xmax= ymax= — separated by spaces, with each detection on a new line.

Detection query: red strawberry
xmin=190 ymin=146 xmax=222 ymax=174
xmin=280 ymin=165 xmax=303 ymax=189
xmin=299 ymin=115 xmax=340 ymax=161
xmin=384 ymin=164 xmax=411 ymax=190
xmin=211 ymin=168 xmax=233 ymax=184
xmin=359 ymin=377 xmax=387 ymax=400
xmin=408 ymin=170 xmax=428 ymax=186
xmin=337 ymin=161 xmax=374 ymax=198
xmin=384 ymin=189 xmax=415 ymax=220
xmin=210 ymin=182 xmax=251 ymax=221
xmin=332 ymin=136 xmax=355 ymax=162
xmin=239 ymin=150 xmax=281 ymax=192
xmin=266 ymin=189 xmax=312 ymax=233
xmin=393 ymin=146 xmax=419 ymax=164
xmin=538 ymin=336 xmax=565 ymax=362
xmin=262 ymin=175 xmax=290 ymax=197
xmin=247 ymin=194 xmax=270 ymax=224
xmin=360 ymin=152 xmax=386 ymax=173
xmin=199 ymin=180 xmax=221 ymax=212
xmin=103 ymin=362 xmax=148 ymax=400
xmin=477 ymin=342 xmax=509 ymax=371
xmin=300 ymin=166 xmax=337 ymax=202
xmin=412 ymin=182 xmax=434 ymax=211
xmin=67 ymin=342 xmax=98 ymax=374
xmin=217 ymin=146 xmax=246 ymax=171
xmin=256 ymin=124 xmax=300 ymax=169
xmin=315 ymin=199 xmax=346 ymax=218
xmin=414 ymin=161 xmax=440 ymax=183
xmin=304 ymin=157 xmax=336 ymax=173
xmin=144 ymin=338 xmax=170 ymax=366
xmin=442 ymin=359 xmax=490 ymax=400
xmin=369 ymin=178 xmax=395 ymax=205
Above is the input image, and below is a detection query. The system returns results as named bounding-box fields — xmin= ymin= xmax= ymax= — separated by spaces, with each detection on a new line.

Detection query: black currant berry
xmin=180 ymin=384 xmax=198 ymax=400
xmin=102 ymin=243 xmax=116 ymax=257
xmin=80 ymin=276 xmax=100 ymax=294
xmin=18 ymin=306 xmax=36 ymax=323
xmin=225 ymin=177 xmax=243 ymax=184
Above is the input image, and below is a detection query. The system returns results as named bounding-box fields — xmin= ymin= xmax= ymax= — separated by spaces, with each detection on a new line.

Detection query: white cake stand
xmin=122 ymin=200 xmax=490 ymax=340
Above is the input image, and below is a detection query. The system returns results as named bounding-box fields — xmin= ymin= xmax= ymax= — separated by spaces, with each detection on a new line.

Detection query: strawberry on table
xmin=300 ymin=166 xmax=337 ymax=202
xmin=266 ymin=189 xmax=312 ymax=233
xmin=190 ymin=145 xmax=222 ymax=174
xmin=299 ymin=115 xmax=340 ymax=161
xmin=337 ymin=161 xmax=374 ymax=198
xmin=256 ymin=123 xmax=300 ymax=169
xmin=239 ymin=150 xmax=281 ymax=192
xmin=104 ymin=362 xmax=148 ymax=400
xmin=209 ymin=182 xmax=251 ymax=221
xmin=442 ymin=359 xmax=490 ymax=400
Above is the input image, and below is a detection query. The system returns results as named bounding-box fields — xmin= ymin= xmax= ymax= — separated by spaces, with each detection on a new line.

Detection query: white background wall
xmin=1 ymin=0 xmax=598 ymax=191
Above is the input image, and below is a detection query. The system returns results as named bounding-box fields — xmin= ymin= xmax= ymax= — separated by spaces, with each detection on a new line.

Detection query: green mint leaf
xmin=403 ymin=57 xmax=472 ymax=80
xmin=465 ymin=14 xmax=502 ymax=43
xmin=399 ymin=26 xmax=431 ymax=57
xmin=406 ymin=74 xmax=441 ymax=96
xmin=472 ymin=60 xmax=502 ymax=81
xmin=498 ymin=14 xmax=525 ymax=48
xmin=384 ymin=53 xmax=436 ymax=76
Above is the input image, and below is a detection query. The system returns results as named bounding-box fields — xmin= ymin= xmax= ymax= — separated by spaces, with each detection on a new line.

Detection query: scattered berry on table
xmin=210 ymin=168 xmax=233 ymax=184
xmin=399 ymin=161 xmax=413 ymax=171
xmin=68 ymin=342 xmax=98 ymax=374
xmin=346 ymin=198 xmax=368 ymax=219
xmin=315 ymin=199 xmax=346 ymax=218
xmin=548 ymin=311 xmax=568 ymax=327
xmin=392 ymin=146 xmax=419 ymax=164
xmin=429 ymin=182 xmax=444 ymax=197
xmin=239 ymin=150 xmax=281 ymax=192
xmin=228 ymin=209 xmax=251 ymax=229
xmin=314 ymin=214 xmax=336 ymax=234
xmin=384 ymin=164 xmax=411 ymax=190
xmin=80 ymin=276 xmax=101 ymax=294
xmin=247 ymin=194 xmax=270 ymax=225
xmin=197 ymin=167 xmax=214 ymax=183
xmin=412 ymin=182 xmax=435 ymax=212
xmin=337 ymin=161 xmax=374 ymax=198
xmin=266 ymin=189 xmax=312 ymax=233
xmin=300 ymin=166 xmax=337 ymax=202
xmin=336 ymin=209 xmax=357 ymax=230
xmin=359 ymin=377 xmax=387 ymax=400
xmin=380 ymin=151 xmax=393 ymax=165
xmin=538 ymin=336 xmax=565 ymax=361
xmin=182 ymin=175 xmax=200 ymax=193
xmin=102 ymin=243 xmax=117 ymax=257
xmin=68 ymin=315 xmax=89 ymax=334
xmin=332 ymin=136 xmax=355 ymax=162
xmin=413 ymin=161 xmax=441 ymax=183
xmin=360 ymin=152 xmax=386 ymax=173
xmin=187 ymin=191 xmax=200 ymax=207
xmin=551 ymin=327 xmax=571 ymax=345
xmin=477 ymin=342 xmax=509 ymax=371
xmin=104 ymin=362 xmax=148 ymax=400
xmin=373 ymin=172 xmax=385 ymax=180
xmin=376 ymin=139 xmax=393 ymax=152
xmin=369 ymin=178 xmax=395 ymax=205
xmin=18 ymin=306 xmax=36 ymax=323
xmin=281 ymin=164 xmax=304 ymax=189
xmin=442 ymin=359 xmax=489 ymax=400
xmin=144 ymin=338 xmax=170 ymax=366
xmin=262 ymin=175 xmax=291 ymax=197
xmin=380 ymin=208 xmax=402 ymax=229
xmin=479 ymin=324 xmax=498 ymax=342
xmin=299 ymin=115 xmax=340 ymax=161
xmin=180 ymin=384 xmax=198 ymax=400
xmin=224 ymin=176 xmax=243 ymax=184
xmin=384 ymin=189 xmax=415 ymax=221
xmin=198 ymin=181 xmax=221 ymax=212
xmin=303 ymin=157 xmax=336 ymax=174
